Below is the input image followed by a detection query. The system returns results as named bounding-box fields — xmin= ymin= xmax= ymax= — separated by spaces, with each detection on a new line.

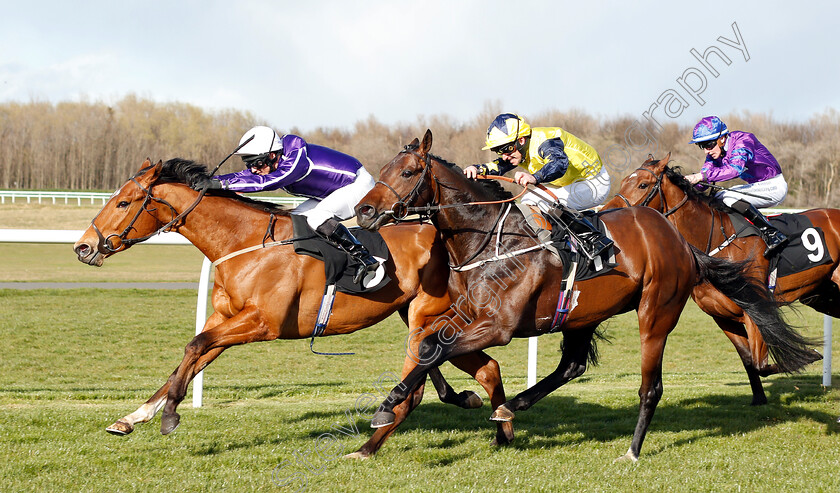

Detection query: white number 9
xmin=801 ymin=228 xmax=824 ymax=262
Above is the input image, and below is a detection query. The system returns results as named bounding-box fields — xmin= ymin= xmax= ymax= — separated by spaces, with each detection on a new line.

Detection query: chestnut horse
xmin=603 ymin=155 xmax=829 ymax=404
xmin=73 ymin=158 xmax=514 ymax=458
xmin=354 ymin=130 xmax=818 ymax=461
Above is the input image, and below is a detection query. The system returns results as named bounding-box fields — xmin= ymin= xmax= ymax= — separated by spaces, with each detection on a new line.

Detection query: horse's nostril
xmin=358 ymin=205 xmax=372 ymax=217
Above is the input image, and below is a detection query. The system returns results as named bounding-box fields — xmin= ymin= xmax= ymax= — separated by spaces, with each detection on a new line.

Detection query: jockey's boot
xmin=553 ymin=205 xmax=614 ymax=260
xmin=317 ymin=218 xmax=380 ymax=284
xmin=734 ymin=200 xmax=788 ymax=258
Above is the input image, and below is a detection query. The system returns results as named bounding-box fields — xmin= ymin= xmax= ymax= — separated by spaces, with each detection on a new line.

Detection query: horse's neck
xmin=162 ymin=189 xmax=291 ymax=262
xmin=665 ymin=188 xmax=728 ymax=249
xmin=434 ymin=192 xmax=524 ymax=267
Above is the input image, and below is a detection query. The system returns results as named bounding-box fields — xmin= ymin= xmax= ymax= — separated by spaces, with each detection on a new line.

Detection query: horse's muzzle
xmin=73 ymin=241 xmax=105 ymax=267
xmin=355 ymin=204 xmax=388 ymax=231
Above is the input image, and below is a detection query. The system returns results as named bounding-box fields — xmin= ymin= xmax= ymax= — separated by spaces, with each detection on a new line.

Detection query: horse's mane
xmin=404 ymin=143 xmax=514 ymax=201
xmin=156 ymin=158 xmax=291 ymax=214
xmin=660 ymin=163 xmax=730 ymax=212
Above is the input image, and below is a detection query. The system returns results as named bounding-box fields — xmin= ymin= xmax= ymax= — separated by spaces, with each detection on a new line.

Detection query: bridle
xmin=375 ymin=146 xmax=553 ymax=270
xmin=377 ymin=145 xmax=529 ymax=221
xmin=613 ymin=166 xmax=687 ymax=217
xmin=90 ymin=165 xmax=206 ymax=254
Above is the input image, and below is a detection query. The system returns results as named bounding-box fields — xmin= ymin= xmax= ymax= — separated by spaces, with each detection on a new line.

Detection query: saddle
xmin=291 ymin=215 xmax=390 ymax=294
xmin=519 ymin=204 xmax=617 ymax=282
xmin=729 ymin=212 xmax=833 ymax=280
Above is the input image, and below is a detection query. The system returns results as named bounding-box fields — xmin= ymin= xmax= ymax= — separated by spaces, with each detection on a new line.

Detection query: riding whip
xmin=208 ymin=134 xmax=256 ymax=176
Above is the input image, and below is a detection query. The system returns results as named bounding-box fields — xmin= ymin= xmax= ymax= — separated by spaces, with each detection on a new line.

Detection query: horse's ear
xmin=644 ymin=154 xmax=656 ymax=164
xmin=420 ymin=129 xmax=433 ymax=154
xmin=138 ymin=158 xmax=152 ymax=171
xmin=659 ymin=152 xmax=671 ymax=166
xmin=409 ymin=137 xmax=420 ymax=148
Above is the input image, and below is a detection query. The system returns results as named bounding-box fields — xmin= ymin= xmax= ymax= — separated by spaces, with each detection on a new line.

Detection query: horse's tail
xmin=690 ymin=244 xmax=821 ymax=373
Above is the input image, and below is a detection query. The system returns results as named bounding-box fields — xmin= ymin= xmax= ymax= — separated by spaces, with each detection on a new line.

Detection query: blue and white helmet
xmin=689 ymin=116 xmax=729 ymax=144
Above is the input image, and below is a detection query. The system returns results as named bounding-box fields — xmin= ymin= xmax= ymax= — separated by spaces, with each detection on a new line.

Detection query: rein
xmin=377 ymin=147 xmax=558 ymax=270
xmin=377 ymin=147 xmax=536 ymax=221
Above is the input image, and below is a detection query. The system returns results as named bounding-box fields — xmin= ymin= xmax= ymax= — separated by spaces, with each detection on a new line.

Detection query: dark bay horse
xmin=73 ymin=158 xmax=514 ymax=458
xmin=354 ymin=130 xmax=818 ymax=461
xmin=603 ymin=155 xmax=829 ymax=404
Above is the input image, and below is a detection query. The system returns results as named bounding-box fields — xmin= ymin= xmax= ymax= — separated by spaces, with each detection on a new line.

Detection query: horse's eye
xmin=116 ymin=201 xmax=130 ymax=208
xmin=639 ymin=183 xmax=649 ymax=189
xmin=401 ymin=170 xmax=414 ymax=178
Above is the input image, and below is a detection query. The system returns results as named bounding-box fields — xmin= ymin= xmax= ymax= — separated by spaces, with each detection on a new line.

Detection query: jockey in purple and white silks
xmin=196 ymin=126 xmax=379 ymax=283
xmin=684 ymin=116 xmax=789 ymax=257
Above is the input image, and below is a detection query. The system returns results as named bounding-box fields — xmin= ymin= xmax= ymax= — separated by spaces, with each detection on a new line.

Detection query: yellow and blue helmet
xmin=482 ymin=113 xmax=532 ymax=150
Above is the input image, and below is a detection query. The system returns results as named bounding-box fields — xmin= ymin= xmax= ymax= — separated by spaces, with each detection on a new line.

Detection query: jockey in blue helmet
xmin=684 ymin=116 xmax=788 ymax=257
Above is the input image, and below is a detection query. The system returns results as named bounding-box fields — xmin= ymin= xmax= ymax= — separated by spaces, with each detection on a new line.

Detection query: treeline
xmin=1 ymin=96 xmax=837 ymax=208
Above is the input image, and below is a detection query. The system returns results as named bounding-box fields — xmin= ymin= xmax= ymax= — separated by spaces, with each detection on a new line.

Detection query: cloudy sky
xmin=1 ymin=0 xmax=837 ymax=132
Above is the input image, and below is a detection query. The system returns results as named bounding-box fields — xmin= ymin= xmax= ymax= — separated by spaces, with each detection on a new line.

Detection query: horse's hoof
xmin=106 ymin=420 xmax=134 ymax=435
xmin=614 ymin=450 xmax=639 ymax=463
xmin=370 ymin=411 xmax=396 ymax=428
xmin=750 ymin=395 xmax=768 ymax=406
xmin=489 ymin=405 xmax=515 ymax=422
xmin=343 ymin=451 xmax=371 ymax=460
xmin=460 ymin=391 xmax=483 ymax=409
xmin=160 ymin=412 xmax=180 ymax=435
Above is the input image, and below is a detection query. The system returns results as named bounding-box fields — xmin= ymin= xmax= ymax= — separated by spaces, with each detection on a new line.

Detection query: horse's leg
xmin=447 ymin=352 xmax=513 ymax=446
xmin=160 ymin=305 xmax=276 ymax=435
xmin=370 ymin=320 xmax=508 ymax=428
xmin=106 ymin=312 xmax=228 ymax=435
xmin=617 ymin=308 xmax=681 ymax=463
xmin=490 ymin=328 xmax=594 ymax=422
xmin=712 ymin=316 xmax=768 ymax=405
xmin=346 ymin=355 xmax=430 ymax=459
xmin=397 ymin=306 xmax=482 ymax=410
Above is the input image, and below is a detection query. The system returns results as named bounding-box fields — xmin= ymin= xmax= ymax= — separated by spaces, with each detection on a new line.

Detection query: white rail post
xmin=527 ymin=337 xmax=538 ymax=388
xmin=824 ymin=315 xmax=833 ymax=387
xmin=192 ymin=256 xmax=212 ymax=408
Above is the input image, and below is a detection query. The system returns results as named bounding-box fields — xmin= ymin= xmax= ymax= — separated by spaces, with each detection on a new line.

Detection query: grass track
xmin=1 ymin=288 xmax=838 ymax=492
xmin=2 ymin=203 xmax=839 ymax=491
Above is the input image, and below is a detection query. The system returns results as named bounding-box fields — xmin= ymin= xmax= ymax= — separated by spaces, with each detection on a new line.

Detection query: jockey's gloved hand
xmin=190 ymin=177 xmax=222 ymax=191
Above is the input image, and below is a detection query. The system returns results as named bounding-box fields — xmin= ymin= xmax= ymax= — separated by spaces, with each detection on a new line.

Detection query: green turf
xmin=0 ymin=288 xmax=837 ymax=492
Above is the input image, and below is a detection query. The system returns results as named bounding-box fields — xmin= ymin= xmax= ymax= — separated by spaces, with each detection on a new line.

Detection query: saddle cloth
xmin=730 ymin=212 xmax=834 ymax=278
xmin=291 ymin=215 xmax=391 ymax=294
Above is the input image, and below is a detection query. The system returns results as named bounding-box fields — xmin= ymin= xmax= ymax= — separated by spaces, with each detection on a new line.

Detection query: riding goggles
xmin=242 ymin=153 xmax=273 ymax=171
xmin=696 ymin=139 xmax=718 ymax=150
xmin=493 ymin=142 xmax=518 ymax=155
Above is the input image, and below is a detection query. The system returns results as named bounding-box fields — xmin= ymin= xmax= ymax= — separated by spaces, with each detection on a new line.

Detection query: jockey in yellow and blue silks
xmin=463 ymin=113 xmax=613 ymax=260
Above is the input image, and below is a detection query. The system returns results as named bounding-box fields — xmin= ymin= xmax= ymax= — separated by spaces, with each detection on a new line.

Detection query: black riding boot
xmin=553 ymin=205 xmax=614 ymax=260
xmin=316 ymin=219 xmax=380 ymax=284
xmin=734 ymin=200 xmax=788 ymax=258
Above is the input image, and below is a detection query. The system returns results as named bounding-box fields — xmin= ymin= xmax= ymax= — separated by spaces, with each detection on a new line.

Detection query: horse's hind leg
xmin=160 ymin=306 xmax=277 ymax=435
xmin=713 ymin=317 xmax=768 ymax=405
xmin=490 ymin=328 xmax=594 ymax=422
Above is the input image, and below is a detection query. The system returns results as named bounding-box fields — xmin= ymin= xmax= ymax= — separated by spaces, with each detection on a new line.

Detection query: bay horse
xmin=354 ymin=130 xmax=818 ymax=461
xmin=73 ymin=158 xmax=515 ymax=458
xmin=603 ymin=154 xmax=830 ymax=404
